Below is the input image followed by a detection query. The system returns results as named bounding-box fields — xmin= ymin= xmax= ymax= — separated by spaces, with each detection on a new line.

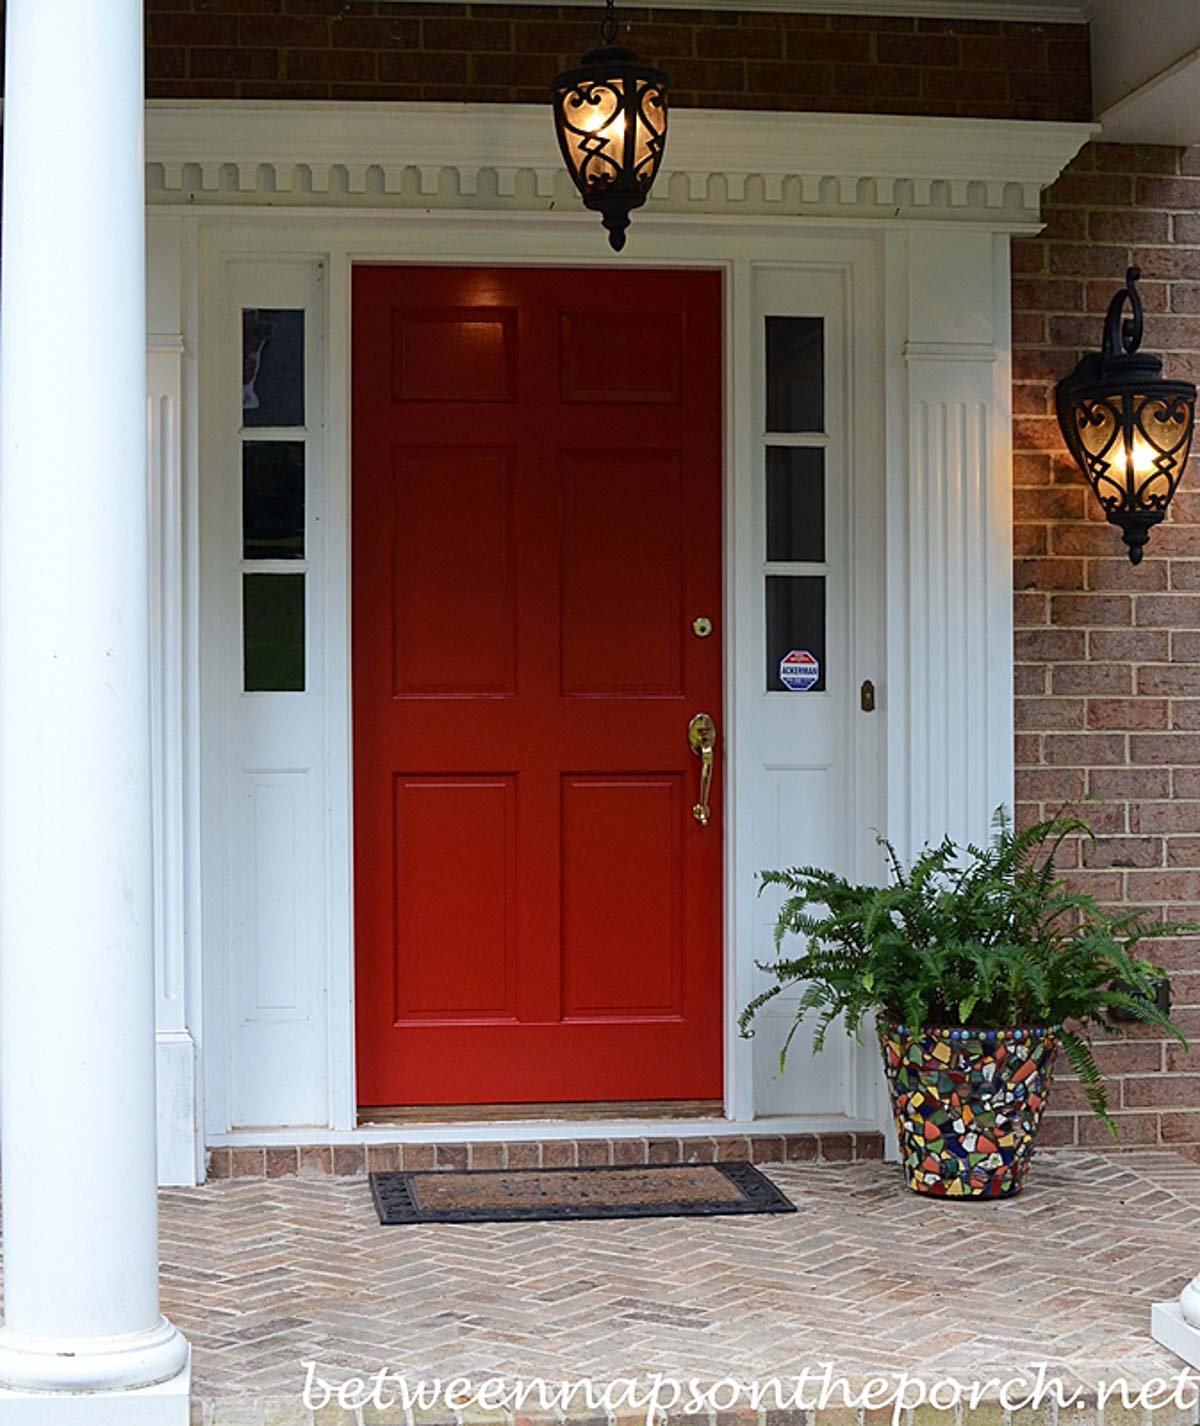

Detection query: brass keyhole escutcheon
xmin=692 ymin=616 xmax=713 ymax=638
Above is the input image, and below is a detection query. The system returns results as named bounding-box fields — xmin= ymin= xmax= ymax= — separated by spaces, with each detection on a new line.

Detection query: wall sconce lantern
xmin=550 ymin=0 xmax=668 ymax=252
xmin=1055 ymin=267 xmax=1196 ymax=564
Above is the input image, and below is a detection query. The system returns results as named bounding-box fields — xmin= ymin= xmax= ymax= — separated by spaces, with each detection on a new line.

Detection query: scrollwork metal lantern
xmin=1055 ymin=267 xmax=1197 ymax=564
xmin=550 ymin=0 xmax=668 ymax=252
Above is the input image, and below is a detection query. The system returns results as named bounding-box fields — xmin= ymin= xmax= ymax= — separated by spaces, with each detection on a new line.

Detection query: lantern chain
xmin=600 ymin=0 xmax=618 ymax=46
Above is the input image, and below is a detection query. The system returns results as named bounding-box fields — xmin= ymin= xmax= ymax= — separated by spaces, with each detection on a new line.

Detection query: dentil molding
xmin=143 ymin=102 xmax=1095 ymax=229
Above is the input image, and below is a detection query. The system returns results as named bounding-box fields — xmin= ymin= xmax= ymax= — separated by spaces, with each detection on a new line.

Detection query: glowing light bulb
xmin=1128 ymin=430 xmax=1157 ymax=478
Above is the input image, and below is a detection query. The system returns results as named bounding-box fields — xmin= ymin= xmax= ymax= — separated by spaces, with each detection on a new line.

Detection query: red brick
xmin=1017 ymin=768 xmax=1087 ymax=801
xmin=1167 ymin=838 xmax=1200 ymax=867
xmin=286 ymin=48 xmax=375 ymax=80
xmin=1016 ymin=697 xmax=1084 ymax=730
xmin=1078 ymin=1112 xmax=1159 ymax=1146
xmin=298 ymin=1144 xmax=333 ymax=1175
xmin=781 ymin=30 xmax=870 ymax=62
xmin=1049 ymin=245 xmax=1134 ymax=279
xmin=1090 ymin=767 xmax=1171 ymax=799
xmin=1094 ymin=144 xmax=1180 ymax=174
xmin=1081 ymin=836 xmax=1162 ymax=869
xmin=1132 ymin=733 xmax=1200 ymax=765
xmin=1087 ymin=699 xmax=1167 ymax=731
xmin=190 ymin=46 xmax=280 ymax=78
xmin=1091 ymin=628 xmax=1170 ymax=660
xmin=1123 ymin=1074 xmax=1200 ymax=1108
xmin=1132 ymin=801 xmax=1200 ymax=834
xmin=334 ymin=16 xmax=424 ymax=47
xmin=1161 ymin=1112 xmax=1200 ymax=1144
xmin=148 ymin=14 xmax=240 ymax=44
xmin=1050 ymin=594 xmax=1133 ymax=627
xmin=230 ymin=1147 xmax=266 ymax=1177
xmin=1015 ymin=557 xmax=1083 ymax=590
xmin=1015 ymin=628 xmax=1085 ymax=661
xmin=265 ymin=1146 xmax=299 ymax=1178
xmin=239 ymin=13 xmax=329 ymax=44
xmin=833 ymin=65 xmax=919 ymax=99
xmin=366 ymin=1144 xmax=402 ymax=1173
xmin=1088 ymin=557 xmax=1167 ymax=591
xmin=333 ymin=1144 xmax=367 ymax=1175
xmin=1044 ymin=733 xmax=1127 ymax=766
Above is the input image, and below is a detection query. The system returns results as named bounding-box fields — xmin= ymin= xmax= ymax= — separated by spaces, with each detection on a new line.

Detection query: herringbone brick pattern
xmin=136 ymin=1152 xmax=1200 ymax=1422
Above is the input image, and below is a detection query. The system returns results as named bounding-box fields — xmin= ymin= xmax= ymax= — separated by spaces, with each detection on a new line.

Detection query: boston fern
xmin=739 ymin=811 xmax=1190 ymax=1132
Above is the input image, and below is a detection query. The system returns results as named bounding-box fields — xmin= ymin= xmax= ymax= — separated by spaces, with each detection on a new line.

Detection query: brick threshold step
xmin=206 ymin=1130 xmax=886 ymax=1180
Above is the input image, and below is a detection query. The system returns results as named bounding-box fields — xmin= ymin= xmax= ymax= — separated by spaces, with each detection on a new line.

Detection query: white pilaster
xmin=884 ymin=228 xmax=1015 ymax=860
xmin=1153 ymin=1277 xmax=1200 ymax=1371
xmin=0 ymin=0 xmax=191 ymax=1418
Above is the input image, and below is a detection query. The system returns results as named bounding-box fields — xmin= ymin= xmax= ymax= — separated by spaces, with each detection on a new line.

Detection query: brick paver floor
xmin=20 ymin=1150 xmax=1195 ymax=1423
xmin=146 ymin=1149 xmax=1200 ymax=1423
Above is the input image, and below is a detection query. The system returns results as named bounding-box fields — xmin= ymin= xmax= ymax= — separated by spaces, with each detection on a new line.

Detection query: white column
xmin=0 ymin=0 xmax=191 ymax=1419
xmin=1153 ymin=1277 xmax=1200 ymax=1371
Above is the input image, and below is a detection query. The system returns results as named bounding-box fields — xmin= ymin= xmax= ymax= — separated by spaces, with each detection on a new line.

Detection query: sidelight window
xmin=240 ymin=309 xmax=308 ymax=692
xmin=764 ymin=315 xmax=826 ymax=693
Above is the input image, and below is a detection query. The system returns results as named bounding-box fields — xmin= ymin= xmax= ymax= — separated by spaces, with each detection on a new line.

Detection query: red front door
xmin=352 ymin=265 xmax=723 ymax=1107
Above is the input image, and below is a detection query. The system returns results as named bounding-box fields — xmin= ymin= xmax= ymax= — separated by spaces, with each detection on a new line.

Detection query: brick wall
xmin=138 ymin=1 xmax=1090 ymax=121
xmin=1013 ymin=142 xmax=1200 ymax=1161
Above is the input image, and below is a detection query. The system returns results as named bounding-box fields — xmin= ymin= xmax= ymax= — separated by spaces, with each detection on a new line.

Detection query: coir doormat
xmin=370 ymin=1160 xmax=796 ymax=1226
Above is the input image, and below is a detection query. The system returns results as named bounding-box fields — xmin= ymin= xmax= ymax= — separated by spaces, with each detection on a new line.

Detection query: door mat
xmin=370 ymin=1161 xmax=796 ymax=1225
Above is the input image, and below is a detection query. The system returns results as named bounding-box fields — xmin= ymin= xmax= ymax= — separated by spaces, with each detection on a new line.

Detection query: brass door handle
xmin=687 ymin=712 xmax=717 ymax=826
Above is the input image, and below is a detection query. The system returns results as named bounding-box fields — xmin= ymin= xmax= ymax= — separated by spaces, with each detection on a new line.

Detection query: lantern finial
xmin=1056 ymin=267 xmax=1196 ymax=565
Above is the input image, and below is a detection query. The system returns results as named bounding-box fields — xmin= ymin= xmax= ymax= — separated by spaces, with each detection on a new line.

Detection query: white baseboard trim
xmin=156 ymin=1031 xmax=200 ymax=1187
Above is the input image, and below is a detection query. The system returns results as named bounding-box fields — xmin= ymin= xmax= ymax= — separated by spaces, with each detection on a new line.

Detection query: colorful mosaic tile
xmin=877 ymin=1022 xmax=1059 ymax=1199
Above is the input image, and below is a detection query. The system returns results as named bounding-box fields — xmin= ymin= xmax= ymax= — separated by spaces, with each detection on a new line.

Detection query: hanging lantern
xmin=549 ymin=0 xmax=668 ymax=252
xmin=1055 ymin=266 xmax=1197 ymax=564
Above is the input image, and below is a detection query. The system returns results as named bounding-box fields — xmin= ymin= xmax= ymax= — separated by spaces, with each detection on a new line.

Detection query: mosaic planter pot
xmin=877 ymin=1022 xmax=1060 ymax=1199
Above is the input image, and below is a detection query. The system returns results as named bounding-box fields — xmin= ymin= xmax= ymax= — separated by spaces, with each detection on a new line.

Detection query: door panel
xmin=353 ymin=265 xmax=723 ymax=1107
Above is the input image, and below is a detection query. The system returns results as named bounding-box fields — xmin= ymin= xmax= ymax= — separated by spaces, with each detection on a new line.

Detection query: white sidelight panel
xmin=735 ymin=263 xmax=886 ymax=1123
xmin=0 ymin=0 xmax=190 ymax=1418
xmin=200 ymin=258 xmax=331 ymax=1132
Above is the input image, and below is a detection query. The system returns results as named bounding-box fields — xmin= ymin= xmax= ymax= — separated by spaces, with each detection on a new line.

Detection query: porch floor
xmin=127 ymin=1152 xmax=1200 ymax=1420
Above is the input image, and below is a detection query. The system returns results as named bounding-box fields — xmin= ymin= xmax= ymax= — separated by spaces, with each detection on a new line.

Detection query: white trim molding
xmin=377 ymin=0 xmax=1090 ymax=19
xmin=142 ymin=102 xmax=1094 ymax=230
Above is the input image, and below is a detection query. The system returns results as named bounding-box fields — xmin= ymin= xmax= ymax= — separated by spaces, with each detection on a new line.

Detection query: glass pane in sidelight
xmin=244 ymin=574 xmax=305 ymax=692
xmin=766 ymin=574 xmax=826 ymax=692
xmin=766 ymin=447 xmax=825 ymax=563
xmin=765 ymin=316 xmax=824 ymax=433
xmin=243 ymin=441 xmax=305 ymax=560
xmin=243 ymin=309 xmax=305 ymax=428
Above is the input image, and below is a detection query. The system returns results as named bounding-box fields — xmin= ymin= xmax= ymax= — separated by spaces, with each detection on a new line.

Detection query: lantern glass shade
xmin=551 ymin=47 xmax=668 ymax=251
xmin=1055 ymin=268 xmax=1197 ymax=564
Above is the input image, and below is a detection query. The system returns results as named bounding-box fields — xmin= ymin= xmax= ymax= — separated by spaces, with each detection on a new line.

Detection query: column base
xmin=1152 ymin=1300 xmax=1200 ymax=1371
xmin=0 ymin=1317 xmax=189 ymax=1395
xmin=0 ymin=1350 xmax=189 ymax=1425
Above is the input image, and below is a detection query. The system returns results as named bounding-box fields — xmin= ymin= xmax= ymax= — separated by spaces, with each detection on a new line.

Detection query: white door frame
xmin=142 ymin=103 xmax=1091 ymax=1180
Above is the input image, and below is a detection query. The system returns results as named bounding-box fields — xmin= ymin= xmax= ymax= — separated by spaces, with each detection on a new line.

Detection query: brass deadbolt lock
xmin=692 ymin=616 xmax=713 ymax=638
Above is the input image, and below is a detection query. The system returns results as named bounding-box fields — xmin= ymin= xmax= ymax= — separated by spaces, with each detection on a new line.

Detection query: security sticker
xmin=779 ymin=649 xmax=820 ymax=691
